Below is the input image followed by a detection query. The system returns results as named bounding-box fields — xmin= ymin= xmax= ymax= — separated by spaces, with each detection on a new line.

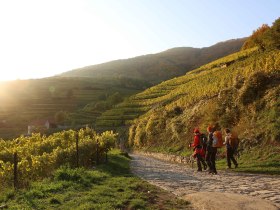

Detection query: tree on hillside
xmin=242 ymin=24 xmax=270 ymax=50
xmin=94 ymin=101 xmax=111 ymax=111
xmin=108 ymin=92 xmax=123 ymax=105
xmin=55 ymin=111 xmax=68 ymax=125
xmin=243 ymin=17 xmax=280 ymax=51
xmin=264 ymin=17 xmax=280 ymax=50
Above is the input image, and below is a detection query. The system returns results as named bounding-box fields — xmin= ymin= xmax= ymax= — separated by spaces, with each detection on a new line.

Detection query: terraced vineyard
xmin=95 ymin=47 xmax=260 ymax=127
xmin=0 ymin=77 xmax=142 ymax=139
xmin=127 ymin=47 xmax=280 ymax=153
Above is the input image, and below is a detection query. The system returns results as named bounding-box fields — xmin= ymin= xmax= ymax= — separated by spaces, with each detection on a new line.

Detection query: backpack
xmin=229 ymin=133 xmax=239 ymax=151
xmin=212 ymin=130 xmax=223 ymax=148
xmin=199 ymin=133 xmax=207 ymax=150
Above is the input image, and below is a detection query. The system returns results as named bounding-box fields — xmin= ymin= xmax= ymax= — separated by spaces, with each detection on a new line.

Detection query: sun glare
xmin=0 ymin=0 xmax=142 ymax=81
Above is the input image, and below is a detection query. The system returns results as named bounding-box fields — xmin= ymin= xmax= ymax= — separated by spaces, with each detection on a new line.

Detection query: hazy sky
xmin=0 ymin=0 xmax=279 ymax=81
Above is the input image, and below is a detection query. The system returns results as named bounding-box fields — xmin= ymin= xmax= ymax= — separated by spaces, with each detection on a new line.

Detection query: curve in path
xmin=130 ymin=153 xmax=280 ymax=210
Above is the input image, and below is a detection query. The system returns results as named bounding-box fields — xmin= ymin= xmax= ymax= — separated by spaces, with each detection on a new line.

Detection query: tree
xmin=264 ymin=17 xmax=280 ymax=49
xmin=94 ymin=101 xmax=111 ymax=111
xmin=54 ymin=111 xmax=68 ymax=125
xmin=107 ymin=92 xmax=123 ymax=105
xmin=242 ymin=24 xmax=270 ymax=50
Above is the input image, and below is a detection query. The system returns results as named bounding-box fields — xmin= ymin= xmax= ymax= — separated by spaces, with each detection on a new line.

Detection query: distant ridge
xmin=59 ymin=38 xmax=246 ymax=84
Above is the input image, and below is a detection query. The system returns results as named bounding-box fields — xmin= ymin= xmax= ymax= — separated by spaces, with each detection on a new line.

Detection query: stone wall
xmin=132 ymin=151 xmax=194 ymax=167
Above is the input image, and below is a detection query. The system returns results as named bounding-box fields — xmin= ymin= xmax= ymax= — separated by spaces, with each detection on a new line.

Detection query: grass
xmin=214 ymin=143 xmax=280 ymax=175
xmin=0 ymin=150 xmax=191 ymax=209
xmin=229 ymin=145 xmax=280 ymax=175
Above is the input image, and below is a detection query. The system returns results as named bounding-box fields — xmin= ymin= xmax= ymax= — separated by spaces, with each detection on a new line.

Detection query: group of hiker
xmin=189 ymin=125 xmax=239 ymax=174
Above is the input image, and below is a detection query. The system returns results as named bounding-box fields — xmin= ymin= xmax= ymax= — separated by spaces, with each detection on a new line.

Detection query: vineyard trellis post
xmin=75 ymin=132 xmax=79 ymax=168
xmin=13 ymin=152 xmax=18 ymax=189
xmin=96 ymin=140 xmax=99 ymax=165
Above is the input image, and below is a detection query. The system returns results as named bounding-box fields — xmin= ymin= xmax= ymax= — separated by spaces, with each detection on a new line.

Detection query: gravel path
xmin=130 ymin=153 xmax=280 ymax=210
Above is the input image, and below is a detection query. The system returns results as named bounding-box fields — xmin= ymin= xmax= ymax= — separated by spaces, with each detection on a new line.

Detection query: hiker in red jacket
xmin=189 ymin=128 xmax=207 ymax=172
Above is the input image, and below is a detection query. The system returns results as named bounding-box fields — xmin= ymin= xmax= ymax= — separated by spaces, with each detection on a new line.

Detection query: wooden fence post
xmin=13 ymin=152 xmax=18 ymax=189
xmin=76 ymin=133 xmax=79 ymax=168
xmin=96 ymin=141 xmax=99 ymax=165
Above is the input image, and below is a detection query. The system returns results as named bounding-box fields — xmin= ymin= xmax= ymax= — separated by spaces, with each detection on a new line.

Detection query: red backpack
xmin=212 ymin=131 xmax=223 ymax=148
xmin=229 ymin=132 xmax=239 ymax=151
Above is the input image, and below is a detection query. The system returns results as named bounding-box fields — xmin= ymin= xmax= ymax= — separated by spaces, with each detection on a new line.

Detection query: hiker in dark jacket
xmin=224 ymin=128 xmax=238 ymax=169
xmin=206 ymin=126 xmax=218 ymax=174
xmin=189 ymin=128 xmax=207 ymax=172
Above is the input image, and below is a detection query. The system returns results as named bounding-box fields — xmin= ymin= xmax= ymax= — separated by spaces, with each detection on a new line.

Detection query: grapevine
xmin=0 ymin=128 xmax=117 ymax=188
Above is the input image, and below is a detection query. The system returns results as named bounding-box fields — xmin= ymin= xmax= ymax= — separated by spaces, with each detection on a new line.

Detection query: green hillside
xmin=126 ymin=19 xmax=280 ymax=154
xmin=60 ymin=38 xmax=245 ymax=84
xmin=0 ymin=77 xmax=147 ymax=139
xmin=95 ymin=42 xmax=280 ymax=172
xmin=95 ymin=47 xmax=258 ymax=127
xmin=127 ymin=47 xmax=280 ymax=148
xmin=0 ymin=39 xmax=245 ymax=140
xmin=96 ymin=18 xmax=280 ymax=137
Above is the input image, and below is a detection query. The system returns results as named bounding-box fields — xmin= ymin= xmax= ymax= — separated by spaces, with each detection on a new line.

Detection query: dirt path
xmin=130 ymin=153 xmax=280 ymax=210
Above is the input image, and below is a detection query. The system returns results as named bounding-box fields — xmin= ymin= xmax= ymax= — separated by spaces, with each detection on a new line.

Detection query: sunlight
xmin=0 ymin=1 xmax=279 ymax=81
xmin=0 ymin=0 xmax=141 ymax=81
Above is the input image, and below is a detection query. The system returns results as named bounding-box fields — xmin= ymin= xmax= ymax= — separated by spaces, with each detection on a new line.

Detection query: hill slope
xmin=94 ymin=47 xmax=279 ymax=155
xmin=0 ymin=38 xmax=244 ymax=139
xmin=127 ymin=47 xmax=280 ymax=153
xmin=0 ymin=77 xmax=147 ymax=139
xmin=59 ymin=38 xmax=246 ymax=84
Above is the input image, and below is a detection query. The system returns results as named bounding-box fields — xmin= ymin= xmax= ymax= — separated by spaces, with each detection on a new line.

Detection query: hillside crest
xmin=59 ymin=38 xmax=246 ymax=83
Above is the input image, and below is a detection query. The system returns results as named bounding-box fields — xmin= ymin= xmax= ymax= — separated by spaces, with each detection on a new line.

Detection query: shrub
xmin=54 ymin=166 xmax=84 ymax=182
xmin=166 ymin=106 xmax=183 ymax=118
xmin=49 ymin=197 xmax=61 ymax=205
xmin=239 ymin=72 xmax=269 ymax=105
xmin=134 ymin=123 xmax=147 ymax=147
xmin=242 ymin=24 xmax=270 ymax=50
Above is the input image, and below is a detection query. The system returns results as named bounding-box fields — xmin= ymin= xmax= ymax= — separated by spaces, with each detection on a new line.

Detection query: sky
xmin=0 ymin=0 xmax=279 ymax=81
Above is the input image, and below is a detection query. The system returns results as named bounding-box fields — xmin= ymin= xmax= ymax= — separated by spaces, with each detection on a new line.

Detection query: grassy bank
xmin=0 ymin=150 xmax=191 ymax=209
xmin=228 ymin=143 xmax=280 ymax=175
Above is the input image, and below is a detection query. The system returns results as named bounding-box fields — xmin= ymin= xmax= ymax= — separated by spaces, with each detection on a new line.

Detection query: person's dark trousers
xmin=206 ymin=149 xmax=212 ymax=171
xmin=227 ymin=147 xmax=238 ymax=168
xmin=196 ymin=154 xmax=207 ymax=171
xmin=210 ymin=147 xmax=217 ymax=174
xmin=206 ymin=148 xmax=216 ymax=173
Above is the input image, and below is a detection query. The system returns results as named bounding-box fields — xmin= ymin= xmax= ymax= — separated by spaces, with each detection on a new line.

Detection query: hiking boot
xmin=227 ymin=166 xmax=232 ymax=169
xmin=197 ymin=169 xmax=202 ymax=172
xmin=203 ymin=164 xmax=207 ymax=170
